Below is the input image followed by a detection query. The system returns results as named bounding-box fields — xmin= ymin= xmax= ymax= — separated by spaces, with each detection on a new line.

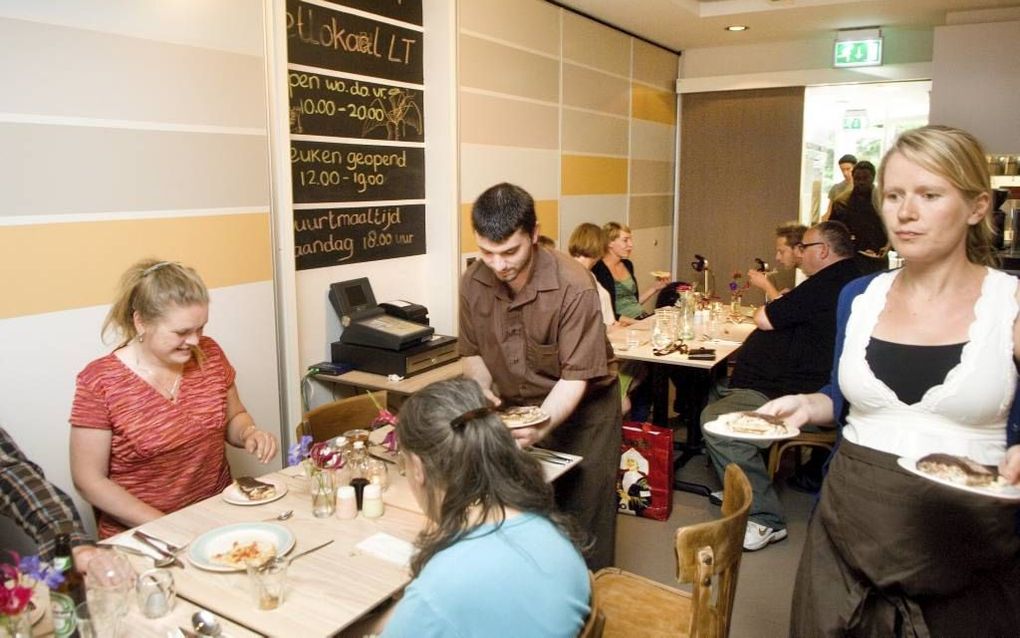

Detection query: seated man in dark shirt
xmin=702 ymin=222 xmax=860 ymax=551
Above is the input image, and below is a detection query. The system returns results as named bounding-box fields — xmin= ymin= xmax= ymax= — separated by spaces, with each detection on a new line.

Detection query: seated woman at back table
xmin=70 ymin=260 xmax=278 ymax=538
xmin=378 ymin=378 xmax=591 ymax=637
xmin=760 ymin=125 xmax=1020 ymax=636
xmin=592 ymin=221 xmax=668 ymax=326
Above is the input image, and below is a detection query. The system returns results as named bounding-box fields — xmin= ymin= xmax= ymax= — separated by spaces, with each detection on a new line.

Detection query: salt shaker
xmin=362 ymin=483 xmax=384 ymax=518
xmin=336 ymin=485 xmax=358 ymax=519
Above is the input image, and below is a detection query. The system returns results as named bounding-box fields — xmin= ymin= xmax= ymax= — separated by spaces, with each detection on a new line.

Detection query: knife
xmin=135 ymin=529 xmax=186 ymax=554
xmin=132 ymin=531 xmax=185 ymax=568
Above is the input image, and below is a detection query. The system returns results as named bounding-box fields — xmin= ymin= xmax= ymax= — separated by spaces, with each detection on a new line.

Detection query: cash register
xmin=329 ymin=277 xmax=458 ymax=377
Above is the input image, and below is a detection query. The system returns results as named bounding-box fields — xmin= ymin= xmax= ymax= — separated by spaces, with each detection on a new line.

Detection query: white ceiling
xmin=555 ymin=0 xmax=1020 ymax=51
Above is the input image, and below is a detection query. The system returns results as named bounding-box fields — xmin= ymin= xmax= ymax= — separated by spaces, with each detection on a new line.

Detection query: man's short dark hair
xmin=471 ymin=183 xmax=537 ymax=242
xmin=838 ymin=154 xmax=858 ymax=165
xmin=853 ymin=160 xmax=876 ymax=176
xmin=775 ymin=222 xmax=807 ymax=248
xmin=815 ymin=220 xmax=854 ymax=258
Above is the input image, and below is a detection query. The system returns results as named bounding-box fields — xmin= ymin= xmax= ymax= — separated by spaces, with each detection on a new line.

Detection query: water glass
xmin=311 ymin=469 xmax=336 ymax=518
xmin=652 ymin=309 xmax=675 ymax=350
xmin=366 ymin=458 xmax=389 ymax=491
xmin=135 ymin=568 xmax=175 ymax=619
xmin=626 ymin=329 xmax=640 ymax=350
xmin=246 ymin=557 xmax=290 ymax=610
xmin=74 ymin=601 xmax=118 ymax=638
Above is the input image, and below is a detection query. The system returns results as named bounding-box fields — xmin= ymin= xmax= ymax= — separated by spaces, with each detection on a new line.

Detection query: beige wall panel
xmin=630 ymin=159 xmax=674 ymax=195
xmin=0 ymin=18 xmax=266 ymax=128
xmin=459 ymin=0 xmax=559 ymax=56
xmin=633 ymin=40 xmax=679 ymax=89
xmin=460 ymin=91 xmax=559 ymax=149
xmin=460 ymin=35 xmax=559 ymax=102
xmin=562 ymin=155 xmax=628 ymax=195
xmin=678 ymin=88 xmax=804 ymax=305
xmin=632 ymin=84 xmax=676 ymax=125
xmin=0 ymin=0 xmax=264 ymax=56
xmin=460 ymin=200 xmax=558 ymax=253
xmin=0 ymin=124 xmax=269 ymax=216
xmin=562 ymin=64 xmax=629 ymax=116
xmin=562 ymin=11 xmax=629 ymax=76
xmin=460 ymin=144 xmax=559 ymax=202
xmin=559 ymin=194 xmax=628 ymax=246
xmin=631 ymin=120 xmax=675 ymax=162
xmin=562 ymin=109 xmax=628 ymax=156
xmin=0 ymin=213 xmax=272 ymax=318
xmin=629 ymin=195 xmax=673 ymax=229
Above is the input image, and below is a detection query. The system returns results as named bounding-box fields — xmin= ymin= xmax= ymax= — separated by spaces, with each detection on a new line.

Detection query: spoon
xmin=192 ymin=610 xmax=222 ymax=637
xmin=264 ymin=509 xmax=293 ymax=522
xmin=131 ymin=532 xmax=183 ymax=568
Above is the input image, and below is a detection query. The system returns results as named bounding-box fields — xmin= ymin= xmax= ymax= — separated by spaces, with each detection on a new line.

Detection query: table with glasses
xmin=105 ymin=467 xmax=429 ymax=637
xmin=608 ymin=312 xmax=757 ymax=493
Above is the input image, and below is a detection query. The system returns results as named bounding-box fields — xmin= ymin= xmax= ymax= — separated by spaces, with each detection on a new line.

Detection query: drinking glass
xmin=626 ymin=329 xmax=640 ymax=350
xmin=246 ymin=557 xmax=290 ymax=610
xmin=366 ymin=458 xmax=389 ymax=491
xmin=652 ymin=309 xmax=675 ymax=350
xmin=311 ymin=469 xmax=336 ymax=518
xmin=74 ymin=601 xmax=118 ymax=638
xmin=135 ymin=568 xmax=175 ymax=619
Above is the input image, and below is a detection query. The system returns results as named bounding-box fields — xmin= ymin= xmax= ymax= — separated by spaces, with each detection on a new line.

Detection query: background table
xmin=107 ymin=469 xmax=428 ymax=637
xmin=315 ymin=359 xmax=462 ymax=403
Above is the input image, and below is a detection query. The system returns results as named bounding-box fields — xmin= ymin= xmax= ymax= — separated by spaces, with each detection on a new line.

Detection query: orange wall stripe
xmin=561 ymin=155 xmax=628 ymax=195
xmin=631 ymin=84 xmax=676 ymax=125
xmin=460 ymin=200 xmax=559 ymax=254
xmin=0 ymin=213 xmax=272 ymax=319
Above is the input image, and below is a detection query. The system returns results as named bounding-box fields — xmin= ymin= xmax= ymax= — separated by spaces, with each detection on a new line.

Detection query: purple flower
xmin=287 ymin=435 xmax=313 ymax=467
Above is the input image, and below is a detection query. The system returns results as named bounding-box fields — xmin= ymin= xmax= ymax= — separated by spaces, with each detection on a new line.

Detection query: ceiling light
xmin=725 ymin=25 xmax=749 ymax=32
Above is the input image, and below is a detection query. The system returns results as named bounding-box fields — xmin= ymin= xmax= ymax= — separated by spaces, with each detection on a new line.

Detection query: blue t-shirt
xmin=382 ymin=513 xmax=590 ymax=638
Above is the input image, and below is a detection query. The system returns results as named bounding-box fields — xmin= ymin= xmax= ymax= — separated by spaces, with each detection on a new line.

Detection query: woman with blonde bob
xmin=379 ymin=378 xmax=591 ymax=637
xmin=70 ymin=259 xmax=277 ymax=538
xmin=760 ymin=126 xmax=1020 ymax=635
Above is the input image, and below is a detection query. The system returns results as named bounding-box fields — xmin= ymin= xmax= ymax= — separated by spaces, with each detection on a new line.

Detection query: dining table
xmin=104 ymin=465 xmax=429 ymax=637
xmin=608 ymin=311 xmax=757 ymax=494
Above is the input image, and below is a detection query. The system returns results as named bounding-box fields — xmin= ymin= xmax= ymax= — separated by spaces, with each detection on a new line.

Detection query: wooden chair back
xmin=296 ymin=391 xmax=388 ymax=442
xmin=579 ymin=571 xmax=605 ymax=638
xmin=675 ymin=464 xmax=752 ymax=637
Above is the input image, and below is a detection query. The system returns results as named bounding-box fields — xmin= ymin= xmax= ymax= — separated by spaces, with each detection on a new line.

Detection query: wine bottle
xmin=51 ymin=533 xmax=84 ymax=638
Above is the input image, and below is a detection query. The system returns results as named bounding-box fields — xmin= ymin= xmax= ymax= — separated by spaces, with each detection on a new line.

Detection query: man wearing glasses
xmin=702 ymin=221 xmax=860 ymax=551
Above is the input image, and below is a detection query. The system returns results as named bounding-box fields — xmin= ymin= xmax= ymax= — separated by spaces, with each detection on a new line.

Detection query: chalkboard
xmin=289 ymin=70 xmax=424 ymax=142
xmin=291 ymin=140 xmax=425 ymax=203
xmin=286 ymin=0 xmax=423 ymax=84
xmin=294 ymin=204 xmax=426 ymax=270
xmin=331 ymin=0 xmax=422 ymax=25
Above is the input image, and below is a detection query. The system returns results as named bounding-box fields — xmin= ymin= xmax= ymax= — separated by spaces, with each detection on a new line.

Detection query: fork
xmin=135 ymin=529 xmax=188 ymax=554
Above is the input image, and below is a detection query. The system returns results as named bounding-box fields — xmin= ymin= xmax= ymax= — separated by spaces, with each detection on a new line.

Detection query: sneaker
xmin=709 ymin=490 xmax=724 ymax=506
xmin=743 ymin=521 xmax=788 ymax=552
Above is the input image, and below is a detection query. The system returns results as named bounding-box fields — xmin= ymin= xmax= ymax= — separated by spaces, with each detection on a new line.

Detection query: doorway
xmin=799 ymin=80 xmax=930 ymax=225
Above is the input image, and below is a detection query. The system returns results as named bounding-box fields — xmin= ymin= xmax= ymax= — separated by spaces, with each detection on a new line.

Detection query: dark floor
xmin=614 ymin=449 xmax=815 ymax=638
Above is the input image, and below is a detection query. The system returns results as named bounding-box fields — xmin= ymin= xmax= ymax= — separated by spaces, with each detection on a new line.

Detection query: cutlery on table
xmin=101 ymin=540 xmax=177 ymax=568
xmin=132 ymin=532 xmax=185 ymax=568
xmin=135 ymin=529 xmax=187 ymax=554
xmin=262 ymin=509 xmax=294 ymax=522
xmin=259 ymin=539 xmax=335 ymax=572
xmin=527 ymin=448 xmax=572 ymax=464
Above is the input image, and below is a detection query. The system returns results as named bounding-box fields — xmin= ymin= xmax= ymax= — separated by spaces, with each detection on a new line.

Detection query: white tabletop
xmin=608 ymin=315 xmax=757 ymax=368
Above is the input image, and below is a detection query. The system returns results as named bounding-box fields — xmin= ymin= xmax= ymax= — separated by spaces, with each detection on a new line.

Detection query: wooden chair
xmin=766 ymin=426 xmax=837 ymax=479
xmin=593 ymin=465 xmax=752 ymax=638
xmin=579 ymin=571 xmax=606 ymax=638
xmin=296 ymin=391 xmax=388 ymax=442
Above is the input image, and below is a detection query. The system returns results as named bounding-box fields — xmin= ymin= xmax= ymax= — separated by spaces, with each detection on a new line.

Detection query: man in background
xmin=747 ymin=222 xmax=807 ymax=301
xmin=702 ymin=222 xmax=860 ymax=551
xmin=458 ymin=183 xmax=621 ymax=570
xmin=830 ymin=160 xmax=889 ymax=274
xmin=824 ymin=153 xmax=857 ymax=218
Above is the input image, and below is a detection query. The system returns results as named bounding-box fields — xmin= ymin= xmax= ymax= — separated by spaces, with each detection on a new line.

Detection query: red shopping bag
xmin=616 ymin=421 xmax=674 ymax=521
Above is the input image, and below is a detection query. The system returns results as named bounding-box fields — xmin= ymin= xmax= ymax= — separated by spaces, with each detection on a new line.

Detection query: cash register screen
xmin=343 ymin=282 xmax=372 ymax=314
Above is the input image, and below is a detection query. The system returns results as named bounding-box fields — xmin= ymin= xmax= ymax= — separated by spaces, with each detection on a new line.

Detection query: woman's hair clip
xmin=142 ymin=261 xmax=176 ymax=276
xmin=450 ymin=406 xmax=494 ymax=431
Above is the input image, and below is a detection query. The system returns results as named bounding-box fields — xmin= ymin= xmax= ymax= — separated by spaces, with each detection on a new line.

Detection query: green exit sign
xmin=834 ymin=38 xmax=883 ymax=68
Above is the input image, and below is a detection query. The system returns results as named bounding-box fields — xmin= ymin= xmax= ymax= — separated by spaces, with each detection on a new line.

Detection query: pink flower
xmin=309 ymin=441 xmax=345 ymax=470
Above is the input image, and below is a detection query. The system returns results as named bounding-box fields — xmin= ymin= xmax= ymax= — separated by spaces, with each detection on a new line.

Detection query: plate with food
xmin=498 ymin=405 xmax=549 ymax=429
xmin=702 ymin=411 xmax=800 ymax=442
xmin=897 ymin=454 xmax=1020 ymax=501
xmin=221 ymin=476 xmax=288 ymax=506
xmin=650 ymin=271 xmax=671 ymax=279
xmin=188 ymin=522 xmax=294 ymax=572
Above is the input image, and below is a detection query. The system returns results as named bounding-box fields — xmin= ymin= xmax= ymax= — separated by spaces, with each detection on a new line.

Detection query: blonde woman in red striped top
xmin=70 ymin=260 xmax=278 ymax=538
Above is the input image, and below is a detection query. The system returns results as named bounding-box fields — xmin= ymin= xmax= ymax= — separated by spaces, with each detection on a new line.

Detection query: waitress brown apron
xmin=791 ymin=440 xmax=1020 ymax=638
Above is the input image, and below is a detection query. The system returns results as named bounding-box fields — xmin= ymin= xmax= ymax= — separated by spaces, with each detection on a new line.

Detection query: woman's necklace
xmin=133 ymin=346 xmax=183 ymax=402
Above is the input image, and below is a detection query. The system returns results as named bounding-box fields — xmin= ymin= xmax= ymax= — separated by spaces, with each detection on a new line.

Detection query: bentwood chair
xmin=296 ymin=391 xmax=388 ymax=443
xmin=579 ymin=571 xmax=606 ymax=638
xmin=766 ymin=425 xmax=837 ymax=479
xmin=593 ymin=464 xmax=752 ymax=638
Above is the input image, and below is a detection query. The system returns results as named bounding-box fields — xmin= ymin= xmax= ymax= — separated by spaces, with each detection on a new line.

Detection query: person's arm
xmin=1000 ymin=286 xmax=1020 ymax=484
xmin=224 ymin=384 xmax=277 ymax=463
xmin=753 ymin=304 xmax=775 ymax=330
xmin=461 ymin=355 xmax=502 ymax=408
xmin=511 ymin=378 xmax=588 ymax=448
xmin=757 ymin=392 xmax=834 ymax=429
xmin=0 ymin=431 xmax=91 ymax=561
xmin=747 ymin=269 xmax=781 ymax=301
xmin=637 ymin=279 xmax=668 ymax=305
xmin=70 ymin=427 xmax=164 ymax=530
